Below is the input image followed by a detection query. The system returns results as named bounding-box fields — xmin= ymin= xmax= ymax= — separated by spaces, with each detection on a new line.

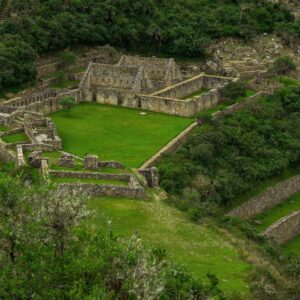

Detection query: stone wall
xmin=59 ymin=183 xmax=145 ymax=199
xmin=98 ymin=161 xmax=125 ymax=169
xmin=151 ymin=74 xmax=233 ymax=99
xmin=49 ymin=170 xmax=131 ymax=182
xmin=228 ymin=175 xmax=300 ymax=219
xmin=262 ymin=210 xmax=300 ymax=244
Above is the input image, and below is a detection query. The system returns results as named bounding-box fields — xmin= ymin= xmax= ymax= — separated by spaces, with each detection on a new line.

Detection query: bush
xmin=270 ymin=56 xmax=296 ymax=76
xmin=221 ymin=81 xmax=247 ymax=104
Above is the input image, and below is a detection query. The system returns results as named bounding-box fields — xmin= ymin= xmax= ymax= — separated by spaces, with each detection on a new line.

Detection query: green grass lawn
xmin=253 ymin=193 xmax=300 ymax=232
xmin=88 ymin=196 xmax=252 ymax=296
xmin=2 ymin=133 xmax=29 ymax=143
xmin=50 ymin=103 xmax=194 ymax=167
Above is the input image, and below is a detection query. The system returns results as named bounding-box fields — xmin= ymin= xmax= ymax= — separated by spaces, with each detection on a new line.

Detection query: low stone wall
xmin=136 ymin=94 xmax=196 ymax=117
xmin=262 ymin=210 xmax=300 ymax=245
xmin=151 ymin=74 xmax=233 ymax=99
xmin=59 ymin=183 xmax=145 ymax=199
xmin=228 ymin=175 xmax=300 ymax=219
xmin=212 ymin=91 xmax=268 ymax=119
xmin=98 ymin=161 xmax=125 ymax=169
xmin=49 ymin=170 xmax=131 ymax=182
xmin=22 ymin=143 xmax=54 ymax=152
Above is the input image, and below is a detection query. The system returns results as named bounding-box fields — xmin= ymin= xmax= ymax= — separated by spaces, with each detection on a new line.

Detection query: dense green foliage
xmin=158 ymin=86 xmax=300 ymax=216
xmin=0 ymin=0 xmax=294 ymax=89
xmin=0 ymin=175 xmax=223 ymax=299
xmin=270 ymin=56 xmax=296 ymax=76
xmin=222 ymin=81 xmax=247 ymax=104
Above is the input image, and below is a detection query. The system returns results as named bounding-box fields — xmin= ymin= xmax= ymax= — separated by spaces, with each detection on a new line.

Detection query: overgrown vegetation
xmin=0 ymin=175 xmax=224 ymax=299
xmin=0 ymin=0 xmax=294 ymax=89
xmin=158 ymin=85 xmax=300 ymax=218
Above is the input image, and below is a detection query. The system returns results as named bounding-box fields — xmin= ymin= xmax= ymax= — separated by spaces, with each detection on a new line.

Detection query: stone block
xmin=84 ymin=154 xmax=99 ymax=170
xmin=59 ymin=153 xmax=74 ymax=168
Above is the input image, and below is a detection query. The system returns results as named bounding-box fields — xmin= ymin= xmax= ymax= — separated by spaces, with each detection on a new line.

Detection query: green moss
xmin=50 ymin=103 xmax=194 ymax=167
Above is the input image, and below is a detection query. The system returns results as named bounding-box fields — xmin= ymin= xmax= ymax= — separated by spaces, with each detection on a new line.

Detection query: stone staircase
xmin=0 ymin=0 xmax=11 ymax=23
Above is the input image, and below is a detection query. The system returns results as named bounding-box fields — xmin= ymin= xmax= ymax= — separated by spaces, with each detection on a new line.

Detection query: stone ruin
xmin=84 ymin=154 xmax=99 ymax=170
xmin=139 ymin=167 xmax=160 ymax=188
xmin=58 ymin=153 xmax=74 ymax=168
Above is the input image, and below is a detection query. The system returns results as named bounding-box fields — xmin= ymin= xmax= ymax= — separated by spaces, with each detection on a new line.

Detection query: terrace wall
xmin=228 ymin=175 xmax=300 ymax=219
xmin=49 ymin=170 xmax=131 ymax=182
xmin=262 ymin=210 xmax=300 ymax=244
xmin=59 ymin=183 xmax=145 ymax=199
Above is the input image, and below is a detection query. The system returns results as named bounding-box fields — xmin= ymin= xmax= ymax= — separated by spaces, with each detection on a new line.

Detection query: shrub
xmin=221 ymin=81 xmax=247 ymax=104
xmin=270 ymin=56 xmax=296 ymax=76
xmin=59 ymin=96 xmax=76 ymax=111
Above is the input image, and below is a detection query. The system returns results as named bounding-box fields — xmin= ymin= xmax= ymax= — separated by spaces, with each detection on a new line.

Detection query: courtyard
xmin=50 ymin=103 xmax=194 ymax=167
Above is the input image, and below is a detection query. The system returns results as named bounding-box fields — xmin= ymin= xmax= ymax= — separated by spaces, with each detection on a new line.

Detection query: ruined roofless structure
xmin=80 ymin=55 xmax=234 ymax=117
xmin=80 ymin=55 xmax=182 ymax=105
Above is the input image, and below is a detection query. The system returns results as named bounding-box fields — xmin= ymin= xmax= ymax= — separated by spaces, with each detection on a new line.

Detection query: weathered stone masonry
xmin=262 ymin=210 xmax=300 ymax=245
xmin=228 ymin=175 xmax=300 ymax=219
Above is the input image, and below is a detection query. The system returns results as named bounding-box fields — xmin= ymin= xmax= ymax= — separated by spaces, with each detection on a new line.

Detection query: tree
xmin=59 ymin=96 xmax=76 ymax=111
xmin=221 ymin=81 xmax=247 ymax=104
xmin=59 ymin=50 xmax=76 ymax=70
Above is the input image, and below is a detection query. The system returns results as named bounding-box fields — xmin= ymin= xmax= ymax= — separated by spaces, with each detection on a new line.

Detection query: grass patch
xmin=41 ymin=71 xmax=62 ymax=80
xmin=181 ymin=88 xmax=210 ymax=100
xmin=50 ymin=103 xmax=194 ymax=167
xmin=271 ymin=76 xmax=300 ymax=87
xmin=88 ymin=196 xmax=251 ymax=295
xmin=253 ymin=193 xmax=300 ymax=232
xmin=52 ymin=176 xmax=127 ymax=186
xmin=284 ymin=235 xmax=300 ymax=255
xmin=2 ymin=133 xmax=29 ymax=143
xmin=69 ymin=66 xmax=86 ymax=73
xmin=49 ymin=80 xmax=80 ymax=89
xmin=0 ymin=126 xmax=9 ymax=132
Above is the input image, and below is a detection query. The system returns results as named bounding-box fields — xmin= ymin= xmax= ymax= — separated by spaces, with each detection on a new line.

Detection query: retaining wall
xmin=228 ymin=175 xmax=300 ymax=219
xmin=49 ymin=170 xmax=131 ymax=182
xmin=262 ymin=210 xmax=300 ymax=244
xmin=59 ymin=183 xmax=145 ymax=199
